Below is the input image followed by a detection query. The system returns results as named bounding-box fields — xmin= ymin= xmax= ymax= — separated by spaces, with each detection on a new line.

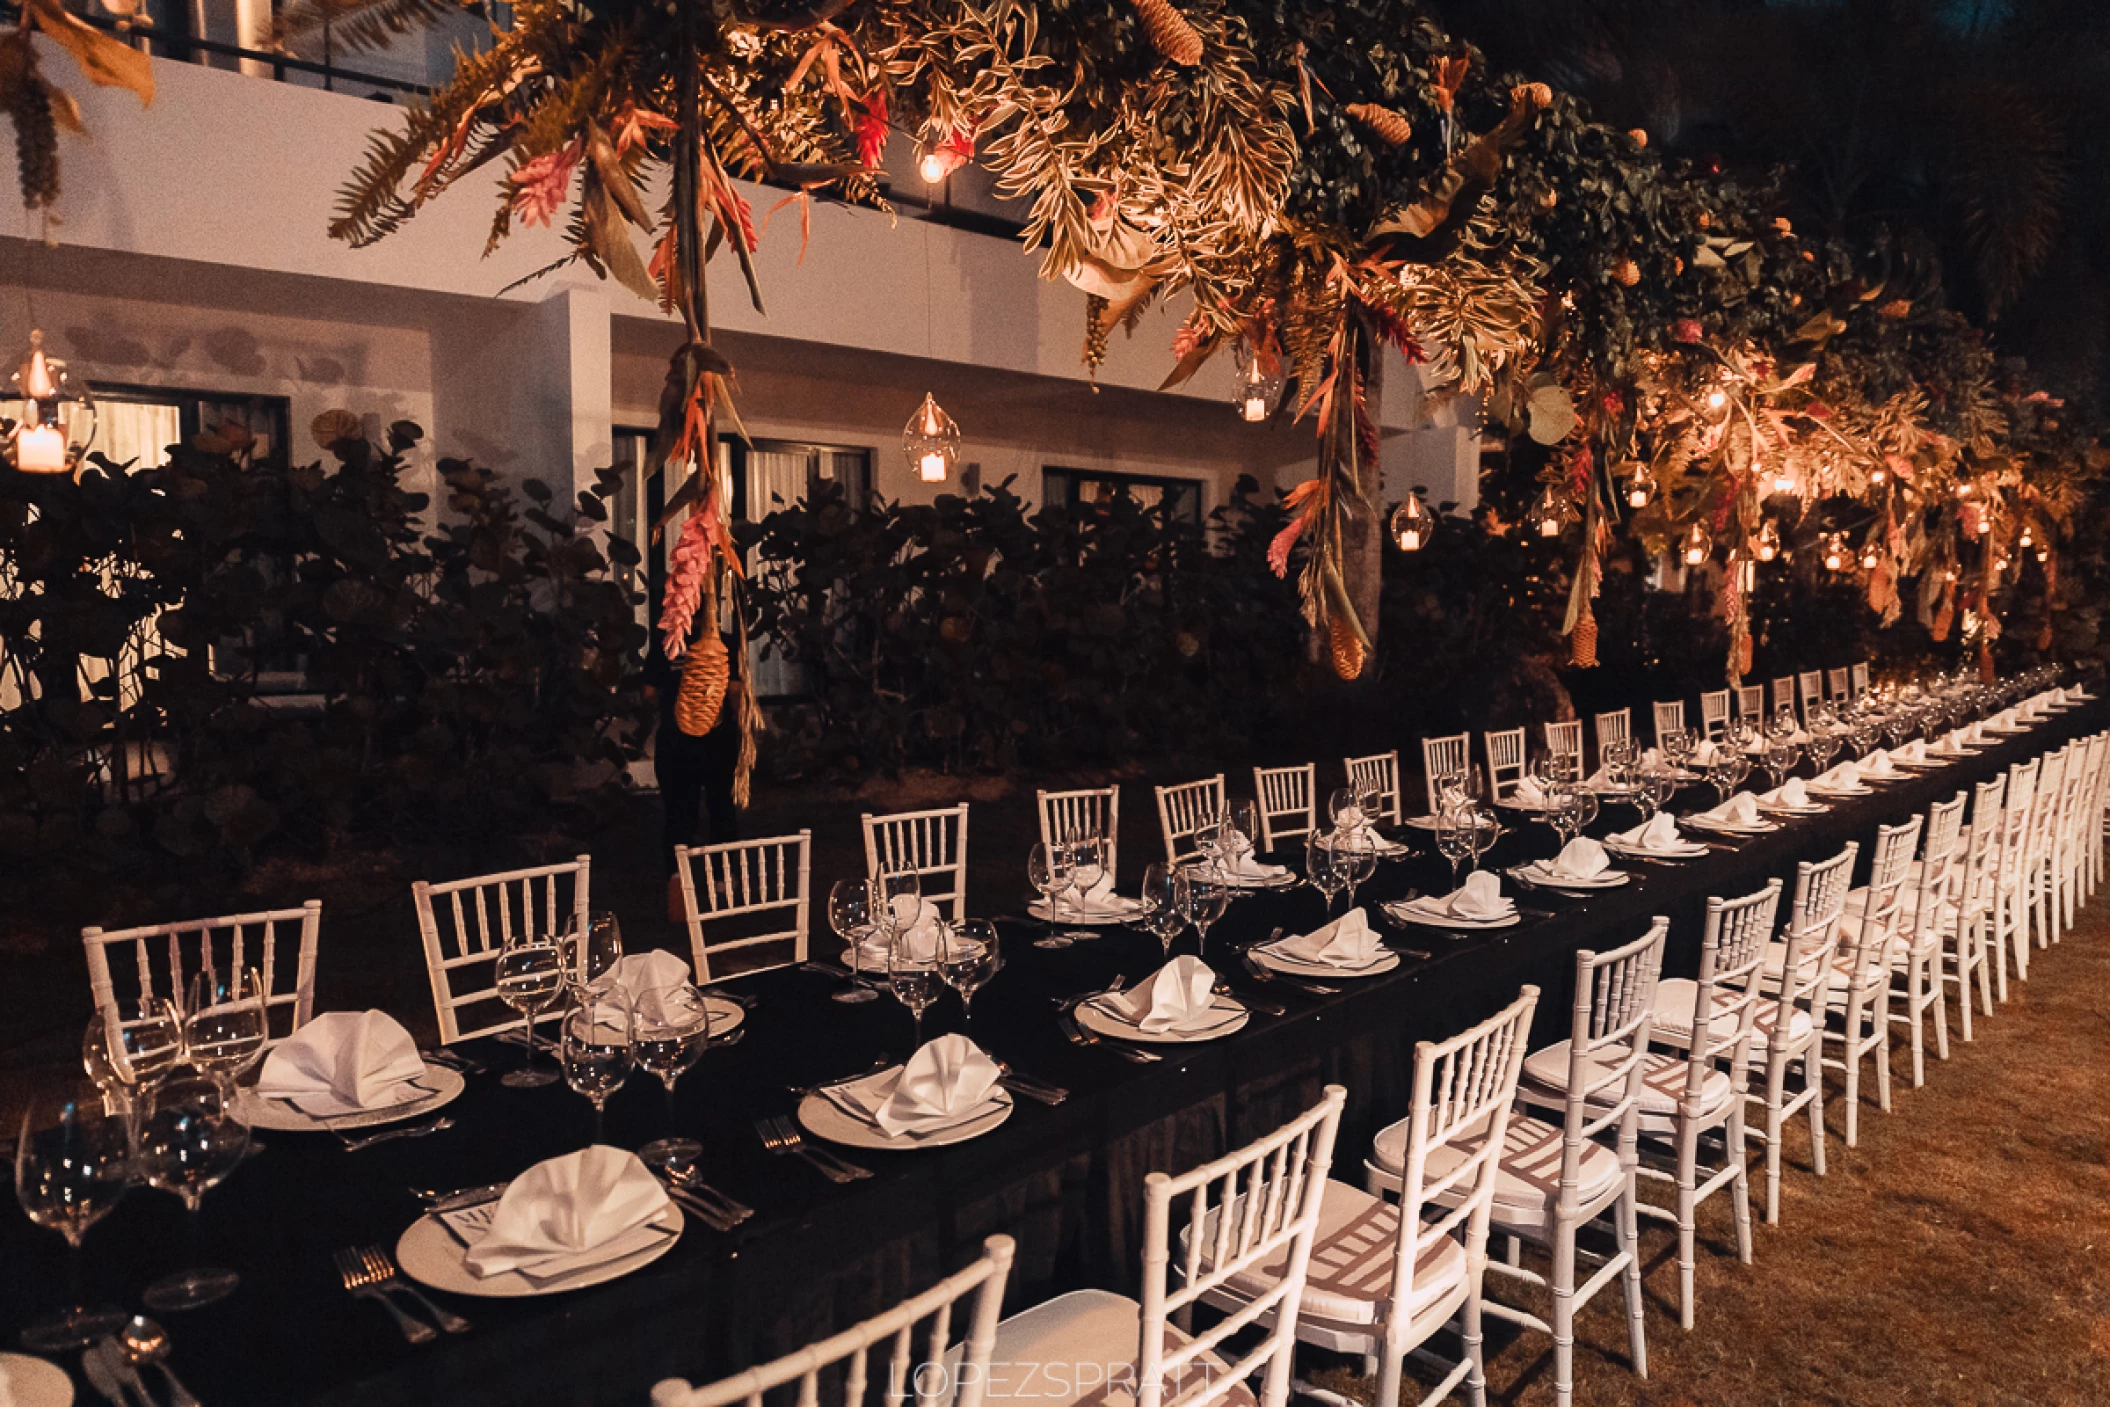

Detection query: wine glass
xmin=564 ymin=911 xmax=625 ymax=995
xmin=1175 ymin=867 xmax=1229 ymax=953
xmin=941 ymin=919 xmax=1001 ymax=1021
xmin=1027 ymin=843 xmax=1076 ymax=951
xmin=1763 ymin=736 xmax=1801 ymax=792
xmin=826 ymin=878 xmax=882 ymax=1004
xmin=1466 ymin=805 xmax=1502 ymax=874
xmin=560 ymin=994 xmax=634 ymax=1144
xmin=1541 ymin=782 xmax=1580 ymax=848
xmin=15 ymin=1098 xmax=131 ymax=1350
xmin=887 ymin=922 xmax=945 ymax=1048
xmin=1220 ymin=801 xmax=1260 ymax=869
xmin=1064 ymin=832 xmax=1106 ymax=939
xmin=183 ymin=968 xmax=268 ymax=1096
xmin=1137 ymin=862 xmax=1184 ymax=959
xmin=1327 ymin=786 xmax=1365 ymax=835
xmin=1850 ymin=715 xmax=1881 ymax=759
xmin=1807 ymin=723 xmax=1842 ymax=774
xmin=1334 ymin=830 xmax=1376 ymax=913
xmin=84 ymin=999 xmax=183 ymax=1115
xmin=137 ymin=1075 xmax=251 ymax=1312
xmin=1305 ymin=833 xmax=1345 ymax=913
xmin=633 ymin=981 xmax=712 ymax=1172
xmin=495 ymin=933 xmax=565 ymax=1088
xmin=1435 ymin=806 xmax=1473 ymax=889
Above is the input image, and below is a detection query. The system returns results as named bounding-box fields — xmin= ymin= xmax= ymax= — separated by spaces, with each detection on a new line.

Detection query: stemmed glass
xmin=1436 ymin=805 xmax=1473 ymax=889
xmin=1174 ymin=867 xmax=1229 ymax=953
xmin=1333 ymin=830 xmax=1376 ymax=913
xmin=15 ymin=1098 xmax=131 ymax=1349
xmin=1305 ymin=832 xmax=1345 ymax=912
xmin=1807 ymin=722 xmax=1843 ymax=774
xmin=494 ymin=932 xmax=566 ymax=1088
xmin=1219 ymin=800 xmax=1260 ymax=872
xmin=1850 ymin=715 xmax=1882 ymax=759
xmin=827 ymin=878 xmax=883 ymax=1004
xmin=1137 ymin=863 xmax=1185 ymax=959
xmin=1327 ymin=787 xmax=1365 ymax=834
xmin=1636 ymin=761 xmax=1678 ymax=821
xmin=1466 ymin=805 xmax=1501 ymax=875
xmin=184 ymin=967 xmax=268 ymax=1097
xmin=940 ymin=919 xmax=1001 ymax=1022
xmin=633 ymin=981 xmax=712 ymax=1172
xmin=137 ymin=1075 xmax=251 ymax=1312
xmin=1705 ymin=752 xmax=1739 ymax=809
xmin=1027 ymin=843 xmax=1076 ymax=951
xmin=887 ymin=921 xmax=945 ymax=1049
xmin=83 ymin=999 xmax=183 ymax=1116
xmin=1763 ymin=735 xmax=1801 ymax=792
xmin=1063 ymin=831 xmax=1107 ymax=940
xmin=560 ymin=993 xmax=634 ymax=1144
xmin=1542 ymin=782 xmax=1581 ymax=848
xmin=1884 ymin=709 xmax=1915 ymax=752
xmin=563 ymin=911 xmax=625 ymax=996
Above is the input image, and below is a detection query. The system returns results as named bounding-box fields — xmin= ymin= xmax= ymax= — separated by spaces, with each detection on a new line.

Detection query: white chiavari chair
xmin=675 ymin=831 xmax=812 ymax=984
xmin=1254 ymin=764 xmax=1319 ymax=851
xmin=1592 ymin=709 xmax=1631 ymax=765
xmin=1769 ymin=677 xmax=1796 ymax=717
xmin=1850 ymin=795 xmax=1965 ymax=1087
xmin=1485 ymin=728 xmax=1529 ymax=802
xmin=862 ymin=805 xmax=971 ymax=921
xmin=1698 ymin=690 xmax=1730 ymax=742
xmin=1948 ymin=775 xmax=2007 ymax=1038
xmin=1617 ymin=887 xmax=1773 ymax=1324
xmin=1651 ymin=701 xmax=1685 ymax=752
xmin=1991 ymin=757 xmax=2040 ymax=996
xmin=83 ymin=900 xmax=321 ymax=1046
xmin=1849 ymin=661 xmax=1870 ymax=696
xmin=413 ymin=857 xmax=590 ymax=1044
xmin=1344 ymin=751 xmax=1404 ymax=827
xmin=649 ymin=1236 xmax=1014 ymax=1407
xmin=1200 ymin=990 xmax=1539 ymax=1407
xmin=1823 ymin=817 xmax=1921 ymax=1145
xmin=1373 ymin=924 xmax=1663 ymax=1407
xmin=2087 ymin=732 xmax=2110 ymax=896
xmin=1544 ymin=721 xmax=1584 ymax=778
xmin=1797 ymin=671 xmax=1824 ymax=724
xmin=2025 ymin=747 xmax=2068 ymax=955
xmin=1038 ymin=786 xmax=1121 ymax=884
xmin=1420 ymin=734 xmax=1470 ymax=817
xmin=1156 ymin=776 xmax=1226 ymax=867
xmin=2052 ymin=735 xmax=2099 ymax=938
xmin=1733 ymin=685 xmax=1763 ymax=722
xmin=1826 ymin=668 xmax=1851 ymax=704
xmin=995 ymin=1088 xmax=1345 ymax=1407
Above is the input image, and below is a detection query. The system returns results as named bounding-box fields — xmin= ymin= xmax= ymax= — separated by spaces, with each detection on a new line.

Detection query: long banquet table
xmin=4 ymin=698 xmax=2101 ymax=1405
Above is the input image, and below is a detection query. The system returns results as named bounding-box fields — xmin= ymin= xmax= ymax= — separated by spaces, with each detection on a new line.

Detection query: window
xmin=91 ymin=385 xmax=292 ymax=470
xmin=1043 ymin=466 xmax=1202 ymax=526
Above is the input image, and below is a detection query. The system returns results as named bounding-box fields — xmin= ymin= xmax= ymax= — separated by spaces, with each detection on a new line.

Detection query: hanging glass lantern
xmin=1860 ymin=538 xmax=1880 ymax=570
xmin=1823 ymin=532 xmax=1848 ymax=571
xmin=2018 ymin=523 xmax=2034 ymax=549
xmin=1625 ymin=463 xmax=1656 ymax=510
xmin=1232 ymin=338 xmax=1284 ymax=423
xmin=1771 ymin=462 xmax=1797 ymax=495
xmin=1755 ymin=518 xmax=1781 ymax=562
xmin=1389 ymin=492 xmax=1436 ymax=552
xmin=1530 ymin=484 xmax=1572 ymax=539
xmin=1681 ymin=520 xmax=1710 ymax=566
xmin=4 ymin=330 xmax=95 ymax=476
xmin=902 ymin=392 xmax=961 ymax=483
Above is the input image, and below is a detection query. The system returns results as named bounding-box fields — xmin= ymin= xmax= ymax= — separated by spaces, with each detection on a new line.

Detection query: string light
xmin=2018 ymin=524 xmax=2034 ymax=548
xmin=1389 ymin=492 xmax=1436 ymax=552
xmin=1771 ymin=464 xmax=1797 ymax=495
xmin=1868 ymin=461 xmax=1887 ymax=485
xmin=918 ymin=149 xmax=948 ymax=183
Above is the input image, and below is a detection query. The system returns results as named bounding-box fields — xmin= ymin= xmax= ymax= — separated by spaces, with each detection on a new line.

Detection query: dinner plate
xmin=797 ymin=1086 xmax=1014 ymax=1150
xmin=1601 ymin=838 xmax=1710 ymax=860
xmin=0 ymin=1353 xmax=72 ymax=1407
xmin=1495 ymin=797 xmax=1549 ymax=813
xmin=1075 ymin=994 xmax=1250 ymax=1044
xmin=1806 ymin=783 xmax=1873 ymax=798
xmin=1511 ymin=864 xmax=1631 ymax=890
xmin=396 ymin=1201 xmax=683 ymax=1298
xmin=1757 ymin=801 xmax=1829 ymax=816
xmin=235 ymin=1063 xmax=466 ymax=1133
xmin=1888 ymin=757 xmax=1949 ymax=771
xmin=1252 ymin=943 xmax=1401 ymax=980
xmin=1402 ymin=814 xmax=1442 ymax=831
xmin=1680 ymin=816 xmax=1780 ymax=836
xmin=1207 ymin=870 xmax=1300 ymax=891
xmin=1382 ymin=902 xmax=1522 ymax=931
xmin=1027 ymin=898 xmax=1142 ymax=925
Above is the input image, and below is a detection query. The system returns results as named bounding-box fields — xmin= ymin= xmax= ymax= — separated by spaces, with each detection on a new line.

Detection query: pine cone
xmin=9 ymin=73 xmax=59 ymax=211
xmin=675 ymin=630 xmax=730 ymax=737
xmin=1612 ymin=259 xmax=1641 ymax=287
xmin=1346 ymin=103 xmax=1413 ymax=147
xmin=1570 ymin=610 xmax=1599 ymax=669
xmin=1328 ymin=616 xmax=1366 ymax=681
xmin=1131 ymin=0 xmax=1202 ymax=66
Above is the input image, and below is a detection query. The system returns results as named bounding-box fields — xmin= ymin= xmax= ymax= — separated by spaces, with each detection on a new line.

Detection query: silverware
xmin=1051 ymin=975 xmax=1129 ymax=1009
xmin=335 ymin=1247 xmax=436 ymax=1344
xmin=1389 ymin=945 xmax=1434 ymax=961
xmin=416 ymin=1181 xmax=509 ymax=1212
xmin=649 ymin=1171 xmax=736 ymax=1231
xmin=118 ymin=1316 xmax=198 ymax=1407
xmin=754 ymin=1115 xmax=871 ymax=1182
xmin=796 ymin=961 xmax=850 ymax=981
xmin=993 ymin=1061 xmax=1068 ymax=1104
xmin=81 ymin=1340 xmax=133 ymax=1407
xmin=339 ymin=1116 xmax=456 ymax=1153
xmin=786 ymin=1056 xmax=892 ymax=1102
xmin=421 ymin=1047 xmax=485 ymax=1075
xmin=359 ymin=1246 xmax=471 ymax=1335
xmin=661 ymin=1163 xmax=754 ymax=1227
xmin=1504 ymin=867 xmax=1544 ymax=891
xmin=707 ymin=1027 xmax=747 ymax=1050
xmin=1239 ymin=952 xmax=1341 ymax=997
xmin=1213 ymin=981 xmax=1286 ymax=1017
xmin=710 ymin=988 xmax=758 ymax=1010
xmin=1055 ymin=1007 xmax=1160 ymax=1063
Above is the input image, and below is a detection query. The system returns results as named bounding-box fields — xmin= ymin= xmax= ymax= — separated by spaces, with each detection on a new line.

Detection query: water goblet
xmin=633 ymin=982 xmax=712 ymax=1173
xmin=494 ymin=933 xmax=566 ymax=1088
xmin=1465 ymin=805 xmax=1502 ymax=874
xmin=887 ymin=922 xmax=945 ymax=1049
xmin=563 ymin=911 xmax=625 ymax=996
xmin=183 ymin=968 xmax=269 ymax=1097
xmin=1138 ymin=863 xmax=1185 ymax=959
xmin=941 ymin=919 xmax=1001 ymax=1021
xmin=1027 ymin=843 xmax=1075 ymax=950
xmin=560 ymin=994 xmax=634 ymax=1144
xmin=1175 ymin=867 xmax=1229 ymax=952
xmin=1222 ymin=800 xmax=1260 ymax=861
xmin=1327 ymin=787 xmax=1365 ymax=835
xmin=15 ymin=1097 xmax=131 ymax=1349
xmin=137 ymin=1076 xmax=251 ymax=1311
xmin=1305 ymin=832 xmax=1345 ymax=913
xmin=1436 ymin=806 xmax=1472 ymax=889
xmin=826 ymin=878 xmax=882 ymax=1005
xmin=84 ymin=999 xmax=183 ymax=1115
xmin=1063 ymin=832 xmax=1107 ymax=939
xmin=1334 ymin=830 xmax=1376 ymax=913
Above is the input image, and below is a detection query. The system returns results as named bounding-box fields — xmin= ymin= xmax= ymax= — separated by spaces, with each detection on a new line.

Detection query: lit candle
xmin=1399 ymin=529 xmax=1422 ymax=551
xmin=16 ymin=424 xmax=66 ymax=473
xmin=919 ymin=451 xmax=948 ymax=482
xmin=1241 ymin=397 xmax=1268 ymax=422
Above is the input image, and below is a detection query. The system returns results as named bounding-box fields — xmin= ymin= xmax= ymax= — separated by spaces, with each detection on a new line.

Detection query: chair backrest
xmin=648 ymin=1237 xmax=1015 ymax=1407
xmin=1827 ymin=667 xmax=1850 ymax=702
xmin=1850 ymin=661 xmax=1870 ymax=695
xmin=1593 ymin=709 xmax=1631 ymax=762
xmin=1484 ymin=727 xmax=1528 ymax=800
xmin=677 ymin=831 xmax=812 ymax=984
xmin=1908 ymin=794 xmax=1968 ymax=939
xmin=863 ymin=805 xmax=971 ymax=921
xmin=1961 ymin=774 xmax=2007 ymax=912
xmin=2030 ymin=748 xmax=2070 ymax=851
xmin=1735 ymin=684 xmax=1764 ymax=720
xmin=1770 ymin=676 xmax=1796 ymax=716
xmin=1152 ymin=1087 xmax=1346 ymax=1407
xmin=1037 ymin=786 xmax=1121 ymax=885
xmin=413 ymin=857 xmax=590 ymax=1044
xmin=1555 ymin=920 xmax=1667 ymax=1207
xmin=1652 ymin=700 xmax=1685 ymax=750
xmin=1155 ymin=775 xmax=1226 ymax=866
xmin=83 ymin=901 xmax=321 ymax=1045
xmin=1544 ymin=720 xmax=1584 ymax=775
xmin=1388 ymin=987 xmax=1540 ymax=1334
xmin=1797 ymin=671 xmax=1824 ymax=721
xmin=1842 ymin=817 xmax=1923 ymax=989
xmin=1419 ymin=734 xmax=1469 ymax=815
xmin=1997 ymin=757 xmax=2041 ymax=889
xmin=1686 ymin=881 xmax=1784 ymax=1093
xmin=1698 ymin=689 xmax=1730 ymax=741
xmin=1253 ymin=764 xmax=1318 ymax=851
xmin=1344 ymin=751 xmax=1403 ymax=826
xmin=1774 ymin=843 xmax=1858 ymax=1021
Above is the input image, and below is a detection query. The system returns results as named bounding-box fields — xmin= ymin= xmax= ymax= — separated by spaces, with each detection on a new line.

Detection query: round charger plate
xmin=1384 ymin=905 xmax=1522 ymax=932
xmin=1806 ymin=784 xmax=1872 ymax=798
xmin=1512 ymin=865 xmax=1631 ymax=890
xmin=1027 ymin=899 xmax=1142 ymax=926
xmin=1602 ymin=839 xmax=1710 ymax=860
xmin=234 ymin=1063 xmax=466 ymax=1133
xmin=1214 ymin=871 xmax=1300 ymax=891
xmin=1680 ymin=817 xmax=1778 ymax=836
xmin=0 ymin=1353 xmax=72 ymax=1407
xmin=1252 ymin=945 xmax=1400 ymax=980
xmin=1401 ymin=814 xmax=1442 ymax=831
xmin=797 ymin=1087 xmax=1013 ymax=1150
xmin=1075 ymin=995 xmax=1250 ymax=1044
xmin=1757 ymin=802 xmax=1829 ymax=816
xmin=395 ymin=1202 xmax=683 ymax=1298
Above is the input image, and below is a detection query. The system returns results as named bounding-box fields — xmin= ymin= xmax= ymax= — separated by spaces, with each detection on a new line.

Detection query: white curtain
xmin=97 ymin=402 xmax=181 ymax=471
xmin=745 ymin=449 xmax=807 ymax=521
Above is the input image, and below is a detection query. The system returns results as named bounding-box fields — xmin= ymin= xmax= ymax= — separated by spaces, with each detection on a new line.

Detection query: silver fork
xmin=339 ymin=1116 xmax=456 ymax=1153
xmin=359 ymin=1246 xmax=471 ymax=1334
xmin=661 ymin=1163 xmax=754 ymax=1227
xmin=335 ymin=1247 xmax=435 ymax=1344
xmin=1213 ymin=981 xmax=1287 ymax=1017
xmin=754 ymin=1115 xmax=870 ymax=1182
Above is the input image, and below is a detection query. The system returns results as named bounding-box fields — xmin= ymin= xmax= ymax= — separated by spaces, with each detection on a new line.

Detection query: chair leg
xmin=1675 ymin=1117 xmax=1699 ymax=1331
xmin=1974 ymin=920 xmax=1996 ymax=1017
xmin=1930 ymin=953 xmax=1950 ymax=1061
xmin=1728 ymin=1101 xmax=1753 ymax=1266
xmin=1804 ymin=1046 xmax=1827 ymax=1178
xmin=1462 ymin=1260 xmax=1490 ymax=1407
xmin=1843 ymin=1014 xmax=1862 ymax=1148
xmin=1618 ymin=1175 xmax=1647 ymax=1380
xmin=1375 ymin=1343 xmax=1404 ymax=1407
xmin=1906 ymin=961 xmax=1926 ymax=1089
xmin=1873 ymin=992 xmax=1893 ymax=1116
xmin=1763 ymin=1059 xmax=1786 ymax=1225
xmin=1551 ymin=1218 xmax=1577 ymax=1407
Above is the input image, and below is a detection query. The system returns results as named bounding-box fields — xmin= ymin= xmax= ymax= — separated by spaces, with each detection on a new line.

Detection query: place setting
xmin=1508 ymin=836 xmax=1631 ymax=895
xmin=795 ymin=1033 xmax=1017 ymax=1150
xmin=1602 ymin=810 xmax=1710 ymax=862
xmin=1807 ymin=758 xmax=1875 ymax=798
xmin=1756 ymin=777 xmax=1829 ymax=818
xmin=1383 ymin=870 xmax=1523 ymax=932
xmin=1248 ymin=906 xmax=1401 ymax=979
xmin=1679 ymin=791 xmax=1782 ymax=838
xmin=241 ymin=1009 xmax=467 ymax=1135
xmin=1072 ymin=954 xmax=1252 ymax=1044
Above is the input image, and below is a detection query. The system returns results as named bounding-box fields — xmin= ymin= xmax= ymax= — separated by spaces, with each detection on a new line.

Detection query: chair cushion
xmin=986 ymin=1290 xmax=1258 ymax=1407
xmin=1650 ymin=978 xmax=1813 ymax=1054
xmin=1369 ymin=1112 xmax=1623 ymax=1225
xmin=1205 ymin=1179 xmax=1465 ymax=1328
xmin=1522 ymin=1038 xmax=1734 ymax=1121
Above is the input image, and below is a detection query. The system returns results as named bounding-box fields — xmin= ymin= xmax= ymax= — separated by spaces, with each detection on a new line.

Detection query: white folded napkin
xmin=1762 ymin=778 xmax=1812 ymax=809
xmin=1540 ymin=836 xmax=1612 ymax=881
xmin=1066 ymin=871 xmax=1136 ymax=916
xmin=256 ymin=1010 xmax=428 ymax=1117
xmin=1690 ymin=739 xmax=1721 ymax=766
xmin=1511 ymin=777 xmax=1547 ymax=806
xmin=1995 ymin=708 xmax=2018 ymax=729
xmin=1699 ymin=792 xmax=1764 ymax=827
xmin=463 ymin=1146 xmax=671 ymax=1280
xmin=1612 ymin=811 xmax=1685 ymax=851
xmin=599 ymin=951 xmax=695 ymax=1021
xmin=1814 ymin=760 xmax=1863 ymax=789
xmin=1967 ymin=721 xmax=1991 ymax=743
xmin=1434 ymin=870 xmax=1512 ymax=919
xmin=1103 ymin=955 xmax=1224 ymax=1034
xmin=1863 ymin=749 xmax=1897 ymax=776
xmin=1276 ymin=907 xmax=1383 ymax=968
xmin=1897 ymin=739 xmax=1929 ymax=762
xmin=820 ymin=1033 xmax=1003 ymax=1137
xmin=1582 ymin=766 xmax=1628 ymax=792
xmin=1219 ymin=850 xmax=1289 ymax=882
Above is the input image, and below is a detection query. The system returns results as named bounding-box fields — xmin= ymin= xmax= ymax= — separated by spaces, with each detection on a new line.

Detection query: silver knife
xmin=426 ymin=1181 xmax=510 ymax=1213
xmin=81 ymin=1342 xmax=136 ymax=1407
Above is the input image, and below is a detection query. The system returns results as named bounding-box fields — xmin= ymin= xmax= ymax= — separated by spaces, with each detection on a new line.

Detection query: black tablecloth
xmin=4 ymin=701 xmax=2100 ymax=1405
